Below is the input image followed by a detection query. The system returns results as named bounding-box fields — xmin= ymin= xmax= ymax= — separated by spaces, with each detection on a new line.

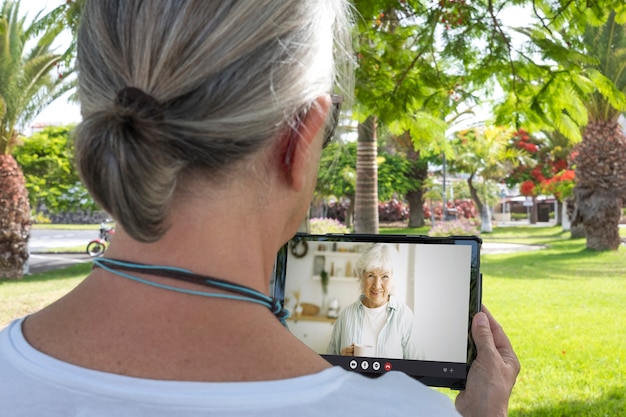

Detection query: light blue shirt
xmin=326 ymin=295 xmax=423 ymax=359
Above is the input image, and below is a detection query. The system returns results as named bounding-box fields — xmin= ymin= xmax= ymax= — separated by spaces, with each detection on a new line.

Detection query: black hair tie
xmin=116 ymin=87 xmax=164 ymax=121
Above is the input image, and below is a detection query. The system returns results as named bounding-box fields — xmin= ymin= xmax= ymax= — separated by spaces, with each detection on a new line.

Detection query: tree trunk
xmin=566 ymin=196 xmax=585 ymax=237
xmin=556 ymin=200 xmax=563 ymax=226
xmin=405 ymin=148 xmax=428 ymax=228
xmin=354 ymin=116 xmax=379 ymax=234
xmin=406 ymin=189 xmax=425 ymax=227
xmin=345 ymin=194 xmax=355 ymax=230
xmin=529 ymin=196 xmax=538 ymax=224
xmin=573 ymin=186 xmax=621 ymax=250
xmin=467 ymin=174 xmax=492 ymax=233
xmin=0 ymin=155 xmax=32 ymax=279
xmin=570 ymin=224 xmax=586 ymax=239
xmin=572 ymin=120 xmax=626 ymax=249
xmin=479 ymin=205 xmax=492 ymax=233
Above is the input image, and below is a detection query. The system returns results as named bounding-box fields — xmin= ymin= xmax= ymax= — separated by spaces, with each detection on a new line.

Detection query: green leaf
xmin=587 ymin=69 xmax=626 ymax=111
xmin=554 ymin=113 xmax=583 ymax=143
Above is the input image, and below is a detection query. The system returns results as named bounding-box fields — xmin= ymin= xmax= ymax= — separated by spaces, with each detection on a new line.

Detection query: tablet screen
xmin=271 ymin=233 xmax=481 ymax=389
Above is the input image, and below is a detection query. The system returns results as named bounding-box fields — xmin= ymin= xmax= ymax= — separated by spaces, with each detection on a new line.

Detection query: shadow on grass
xmin=511 ymin=386 xmax=625 ymax=416
xmin=0 ymin=263 xmax=91 ymax=286
xmin=486 ymin=229 xmax=570 ymax=241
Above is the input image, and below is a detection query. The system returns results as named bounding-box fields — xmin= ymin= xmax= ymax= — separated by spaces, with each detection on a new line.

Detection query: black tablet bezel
xmin=271 ymin=233 xmax=482 ymax=390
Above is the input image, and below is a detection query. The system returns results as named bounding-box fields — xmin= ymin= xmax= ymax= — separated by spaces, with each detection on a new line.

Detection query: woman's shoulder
xmin=342 ymin=298 xmax=364 ymax=313
xmin=335 ymin=299 xmax=359 ymax=322
xmin=389 ymin=296 xmax=412 ymax=312
xmin=332 ymin=370 xmax=460 ymax=415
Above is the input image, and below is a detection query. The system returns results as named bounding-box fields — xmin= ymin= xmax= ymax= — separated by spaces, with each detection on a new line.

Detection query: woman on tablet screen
xmin=327 ymin=244 xmax=422 ymax=359
xmin=0 ymin=1 xmax=519 ymax=416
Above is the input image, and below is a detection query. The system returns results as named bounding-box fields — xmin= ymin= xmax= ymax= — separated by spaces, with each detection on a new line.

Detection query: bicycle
xmin=86 ymin=221 xmax=115 ymax=257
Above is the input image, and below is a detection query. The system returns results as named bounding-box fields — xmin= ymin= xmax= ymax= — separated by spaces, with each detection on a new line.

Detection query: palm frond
xmin=0 ymin=0 xmax=76 ymax=153
xmin=581 ymin=11 xmax=626 ymax=121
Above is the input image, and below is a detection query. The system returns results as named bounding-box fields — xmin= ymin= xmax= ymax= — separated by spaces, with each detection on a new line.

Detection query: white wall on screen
xmin=412 ymin=244 xmax=471 ymax=362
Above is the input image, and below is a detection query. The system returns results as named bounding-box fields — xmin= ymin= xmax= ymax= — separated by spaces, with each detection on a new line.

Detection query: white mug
xmin=353 ymin=344 xmax=375 ymax=357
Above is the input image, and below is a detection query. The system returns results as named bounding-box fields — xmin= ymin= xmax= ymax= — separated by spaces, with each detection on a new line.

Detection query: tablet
xmin=271 ymin=233 xmax=482 ymax=390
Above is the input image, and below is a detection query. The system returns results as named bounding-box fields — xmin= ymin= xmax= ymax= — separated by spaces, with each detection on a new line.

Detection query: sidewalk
xmin=26 ymin=253 xmax=92 ymax=275
xmin=482 ymin=241 xmax=545 ymax=255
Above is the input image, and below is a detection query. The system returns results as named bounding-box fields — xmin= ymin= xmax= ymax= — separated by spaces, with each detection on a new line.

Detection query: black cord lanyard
xmin=92 ymin=257 xmax=289 ymax=325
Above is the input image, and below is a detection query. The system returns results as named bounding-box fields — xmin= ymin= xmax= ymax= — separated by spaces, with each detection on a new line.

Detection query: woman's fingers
xmin=455 ymin=306 xmax=521 ymax=417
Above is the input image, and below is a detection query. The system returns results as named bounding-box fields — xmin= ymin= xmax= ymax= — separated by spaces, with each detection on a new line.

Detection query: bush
xmin=309 ymin=218 xmax=349 ymax=234
xmin=424 ymin=199 xmax=477 ymax=221
xmin=324 ymin=200 xmax=349 ymax=222
xmin=31 ymin=212 xmax=51 ymax=224
xmin=321 ymin=198 xmax=477 ymax=224
xmin=511 ymin=213 xmax=528 ymax=221
xmin=428 ymin=218 xmax=480 ymax=237
xmin=378 ymin=199 xmax=409 ymax=222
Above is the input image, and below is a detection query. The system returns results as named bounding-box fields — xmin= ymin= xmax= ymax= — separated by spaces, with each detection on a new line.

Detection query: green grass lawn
xmin=381 ymin=224 xmax=625 ymax=416
xmin=2 ymin=225 xmax=625 ymax=415
xmin=0 ymin=263 xmax=89 ymax=328
xmin=482 ymin=235 xmax=625 ymax=416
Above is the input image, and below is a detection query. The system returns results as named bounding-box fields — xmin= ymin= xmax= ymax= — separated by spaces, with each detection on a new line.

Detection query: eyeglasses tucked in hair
xmin=323 ymin=94 xmax=343 ymax=148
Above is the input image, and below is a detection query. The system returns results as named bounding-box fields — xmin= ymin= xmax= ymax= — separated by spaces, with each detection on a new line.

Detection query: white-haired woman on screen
xmin=327 ymin=243 xmax=422 ymax=359
xmin=0 ymin=1 xmax=518 ymax=416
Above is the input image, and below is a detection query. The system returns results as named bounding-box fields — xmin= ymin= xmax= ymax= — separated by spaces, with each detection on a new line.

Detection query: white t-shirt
xmin=0 ymin=318 xmax=461 ymax=416
xmin=361 ymin=303 xmax=388 ymax=350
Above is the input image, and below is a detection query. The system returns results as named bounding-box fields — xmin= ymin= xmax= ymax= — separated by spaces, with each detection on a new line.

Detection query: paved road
xmin=27 ymin=229 xmax=98 ymax=274
xmin=26 ymin=253 xmax=93 ymax=274
xmin=29 ymin=229 xmax=97 ymax=252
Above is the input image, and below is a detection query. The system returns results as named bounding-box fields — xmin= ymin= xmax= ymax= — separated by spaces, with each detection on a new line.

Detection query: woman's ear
xmin=282 ymin=95 xmax=330 ymax=191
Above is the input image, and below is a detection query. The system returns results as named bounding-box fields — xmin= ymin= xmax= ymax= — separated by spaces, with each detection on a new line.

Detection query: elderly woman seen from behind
xmin=327 ymin=244 xmax=422 ymax=359
xmin=0 ymin=1 xmax=519 ymax=416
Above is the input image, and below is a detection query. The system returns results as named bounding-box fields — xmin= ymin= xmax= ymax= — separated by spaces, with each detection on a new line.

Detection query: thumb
xmin=472 ymin=312 xmax=496 ymax=355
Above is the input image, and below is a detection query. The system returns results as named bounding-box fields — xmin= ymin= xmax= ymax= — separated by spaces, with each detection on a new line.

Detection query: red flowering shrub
xmin=378 ymin=199 xmax=409 ymax=222
xmin=530 ymin=167 xmax=546 ymax=183
xmin=513 ymin=129 xmax=539 ymax=153
xmin=520 ymin=180 xmax=537 ymax=196
xmin=508 ymin=129 xmax=573 ymax=200
xmin=541 ymin=170 xmax=575 ymax=201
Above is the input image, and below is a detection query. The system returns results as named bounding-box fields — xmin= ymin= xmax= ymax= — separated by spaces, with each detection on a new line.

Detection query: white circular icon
xmin=360 ymin=360 xmax=369 ymax=370
xmin=372 ymin=361 xmax=380 ymax=371
xmin=349 ymin=360 xmax=358 ymax=369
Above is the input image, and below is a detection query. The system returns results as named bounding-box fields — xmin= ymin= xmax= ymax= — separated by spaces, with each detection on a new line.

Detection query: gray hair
xmin=74 ymin=0 xmax=353 ymax=242
xmin=355 ymin=244 xmax=400 ymax=293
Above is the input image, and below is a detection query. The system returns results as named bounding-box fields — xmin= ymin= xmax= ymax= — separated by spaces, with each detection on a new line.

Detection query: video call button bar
xmin=326 ymin=355 xmax=467 ymax=379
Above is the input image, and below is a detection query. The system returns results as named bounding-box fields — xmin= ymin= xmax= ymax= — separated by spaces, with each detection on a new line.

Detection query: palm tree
xmin=0 ymin=0 xmax=75 ymax=279
xmin=572 ymin=11 xmax=626 ymax=251
xmin=354 ymin=116 xmax=379 ymax=233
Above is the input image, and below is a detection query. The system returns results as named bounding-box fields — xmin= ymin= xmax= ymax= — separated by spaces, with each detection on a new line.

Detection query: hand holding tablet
xmin=455 ymin=307 xmax=521 ymax=415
